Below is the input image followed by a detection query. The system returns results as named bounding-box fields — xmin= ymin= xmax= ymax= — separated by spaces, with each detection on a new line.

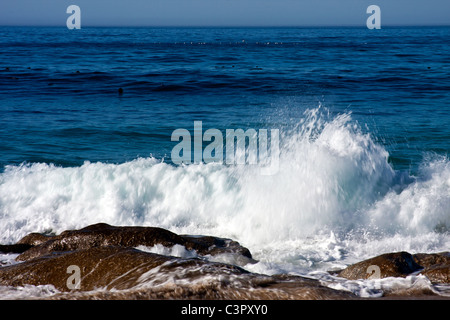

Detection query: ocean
xmin=0 ymin=26 xmax=449 ymax=299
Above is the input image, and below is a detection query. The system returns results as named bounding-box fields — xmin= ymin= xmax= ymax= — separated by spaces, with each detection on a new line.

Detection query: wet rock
xmin=337 ymin=251 xmax=450 ymax=285
xmin=17 ymin=233 xmax=54 ymax=246
xmin=4 ymin=223 xmax=447 ymax=299
xmin=0 ymin=246 xmax=356 ymax=299
xmin=413 ymin=252 xmax=450 ymax=284
xmin=413 ymin=252 xmax=450 ymax=268
xmin=180 ymin=234 xmax=252 ymax=260
xmin=420 ymin=265 xmax=450 ymax=284
xmin=1 ymin=246 xmax=212 ymax=291
xmin=0 ymin=223 xmax=359 ymax=299
xmin=337 ymin=252 xmax=422 ymax=280
xmin=16 ymin=223 xmax=253 ymax=262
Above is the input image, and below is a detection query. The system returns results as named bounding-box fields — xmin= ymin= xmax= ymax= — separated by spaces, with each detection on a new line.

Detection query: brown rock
xmin=413 ymin=252 xmax=450 ymax=268
xmin=1 ymin=246 xmax=225 ymax=291
xmin=420 ymin=265 xmax=450 ymax=284
xmin=17 ymin=232 xmax=53 ymax=246
xmin=413 ymin=252 xmax=450 ymax=284
xmin=0 ymin=246 xmax=356 ymax=299
xmin=337 ymin=252 xmax=422 ymax=280
xmin=16 ymin=223 xmax=253 ymax=262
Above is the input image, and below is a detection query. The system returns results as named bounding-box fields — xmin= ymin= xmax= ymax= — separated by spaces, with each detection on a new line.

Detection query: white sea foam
xmin=311 ymin=272 xmax=449 ymax=298
xmin=0 ymin=107 xmax=448 ymax=281
xmin=0 ymin=253 xmax=20 ymax=266
xmin=135 ymin=244 xmax=198 ymax=259
xmin=0 ymin=285 xmax=60 ymax=300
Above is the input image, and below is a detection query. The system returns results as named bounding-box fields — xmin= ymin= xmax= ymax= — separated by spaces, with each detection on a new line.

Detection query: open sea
xmin=0 ymin=26 xmax=449 ymax=298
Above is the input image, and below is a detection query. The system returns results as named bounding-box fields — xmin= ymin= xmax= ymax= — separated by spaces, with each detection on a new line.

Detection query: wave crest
xmin=0 ymin=107 xmax=448 ymax=252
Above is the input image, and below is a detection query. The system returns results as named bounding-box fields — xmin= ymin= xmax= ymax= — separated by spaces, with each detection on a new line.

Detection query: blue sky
xmin=1 ymin=0 xmax=449 ymax=27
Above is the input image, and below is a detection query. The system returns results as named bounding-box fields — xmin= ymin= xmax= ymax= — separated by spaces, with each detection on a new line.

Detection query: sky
xmin=1 ymin=0 xmax=449 ymax=27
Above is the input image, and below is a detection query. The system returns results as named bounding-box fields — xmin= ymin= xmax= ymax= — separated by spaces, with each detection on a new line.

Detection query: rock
xmin=3 ymin=223 xmax=448 ymax=299
xmin=420 ymin=265 xmax=450 ymax=284
xmin=413 ymin=252 xmax=450 ymax=284
xmin=0 ymin=246 xmax=241 ymax=291
xmin=180 ymin=234 xmax=252 ymax=259
xmin=337 ymin=252 xmax=422 ymax=280
xmin=0 ymin=223 xmax=359 ymax=299
xmin=413 ymin=252 xmax=450 ymax=268
xmin=337 ymin=251 xmax=450 ymax=285
xmin=16 ymin=223 xmax=253 ymax=262
xmin=17 ymin=233 xmax=54 ymax=246
xmin=0 ymin=246 xmax=356 ymax=299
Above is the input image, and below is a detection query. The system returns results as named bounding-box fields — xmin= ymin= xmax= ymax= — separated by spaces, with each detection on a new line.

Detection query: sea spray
xmin=366 ymin=155 xmax=450 ymax=235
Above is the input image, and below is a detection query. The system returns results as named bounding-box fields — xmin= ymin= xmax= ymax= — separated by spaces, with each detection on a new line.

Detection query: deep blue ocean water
xmin=0 ymin=28 xmax=449 ymax=298
xmin=1 ymin=27 xmax=449 ymax=171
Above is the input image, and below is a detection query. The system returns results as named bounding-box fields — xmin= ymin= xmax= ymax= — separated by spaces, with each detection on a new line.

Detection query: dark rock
xmin=0 ymin=244 xmax=33 ymax=254
xmin=337 ymin=252 xmax=422 ymax=280
xmin=16 ymin=223 xmax=253 ymax=262
xmin=337 ymin=251 xmax=450 ymax=285
xmin=413 ymin=252 xmax=450 ymax=268
xmin=1 ymin=246 xmax=214 ymax=291
xmin=3 ymin=223 xmax=449 ymax=299
xmin=0 ymin=246 xmax=356 ymax=299
xmin=17 ymin=233 xmax=54 ymax=246
xmin=413 ymin=252 xmax=450 ymax=284
xmin=420 ymin=265 xmax=450 ymax=284
xmin=180 ymin=234 xmax=252 ymax=259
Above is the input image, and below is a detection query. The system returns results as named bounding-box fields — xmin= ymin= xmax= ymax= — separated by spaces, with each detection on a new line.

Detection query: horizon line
xmin=1 ymin=24 xmax=450 ymax=28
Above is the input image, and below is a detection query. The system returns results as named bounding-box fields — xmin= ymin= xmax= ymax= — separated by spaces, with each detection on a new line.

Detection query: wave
xmin=0 ymin=107 xmax=448 ymax=271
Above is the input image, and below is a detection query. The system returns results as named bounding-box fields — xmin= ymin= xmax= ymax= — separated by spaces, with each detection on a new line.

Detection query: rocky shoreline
xmin=0 ymin=223 xmax=449 ymax=300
